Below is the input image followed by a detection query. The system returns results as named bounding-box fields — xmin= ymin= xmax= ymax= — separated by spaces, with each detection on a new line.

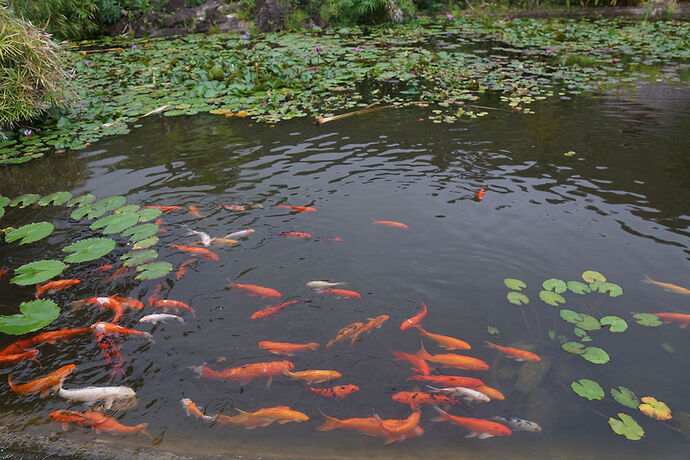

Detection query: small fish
xmin=35 ymin=279 xmax=81 ymax=299
xmin=71 ymin=296 xmax=124 ymax=323
xmin=82 ymin=411 xmax=152 ymax=440
xmin=276 ymin=205 xmax=316 ymax=212
xmin=400 ymin=302 xmax=427 ymax=330
xmin=431 ymin=407 xmax=511 ymax=439
xmin=642 ymin=275 xmax=690 ymax=295
xmin=418 ymin=343 xmax=489 ymax=371
xmin=110 ymin=296 xmax=144 ymax=310
xmin=426 ymin=385 xmax=491 ymax=403
xmin=0 ymin=266 xmax=9 ymax=278
xmin=225 ymin=229 xmax=255 ymax=239
xmin=49 ymin=409 xmax=92 ymax=430
xmin=408 ymin=375 xmax=485 ymax=388
xmin=194 ymin=360 xmax=294 ymax=387
xmin=216 ymin=406 xmax=309 ymax=429
xmin=153 ymin=299 xmax=195 ymax=315
xmin=170 ymin=244 xmax=219 ymax=261
xmin=95 ymin=329 xmax=126 ymax=379
xmin=326 ymin=322 xmax=364 ymax=348
xmin=9 ymin=364 xmax=76 ymax=397
xmin=284 ymin=369 xmax=342 ymax=385
xmin=416 ymin=327 xmax=471 ymax=350
xmin=633 ymin=312 xmax=690 ymax=328
xmin=0 ymin=349 xmax=40 ymax=366
xmin=222 ymin=205 xmax=246 ymax=211
xmin=328 ymin=237 xmax=343 ymax=242
xmin=372 ymin=219 xmax=407 ymax=229
xmin=147 ymin=281 xmax=165 ymax=305
xmin=91 ymin=322 xmax=154 ymax=341
xmin=351 ymin=315 xmax=389 ymax=345
xmin=259 ymin=341 xmax=319 ymax=356
xmin=320 ymin=288 xmax=362 ymax=299
xmin=58 ymin=385 xmax=135 ymax=409
xmin=154 ymin=218 xmax=168 ymax=233
xmin=476 ymin=186 xmax=485 ymax=201
xmin=489 ymin=416 xmax=542 ymax=432
xmin=392 ymin=390 xmax=460 ymax=410
xmin=485 ymin=342 xmax=541 ymax=361
xmin=251 ymin=299 xmax=311 ymax=320
xmin=186 ymin=228 xmax=212 ymax=246
xmin=306 ymin=384 xmax=359 ymax=400
xmin=280 ymin=231 xmax=312 ymax=239
xmin=139 ymin=313 xmax=184 ymax=325
xmin=188 ymin=206 xmax=204 ymax=218
xmin=9 ymin=328 xmax=92 ymax=353
xmin=105 ymin=266 xmax=132 ymax=282
xmin=476 ymin=385 xmax=505 ymax=401
xmin=144 ymin=205 xmax=182 ymax=212
xmin=392 ymin=351 xmax=430 ymax=375
xmin=307 ymin=280 xmax=347 ymax=290
xmin=181 ymin=398 xmax=215 ymax=421
xmin=228 ymin=279 xmax=281 ymax=298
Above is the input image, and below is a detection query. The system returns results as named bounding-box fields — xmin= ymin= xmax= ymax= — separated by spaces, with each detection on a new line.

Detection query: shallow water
xmin=0 ymin=80 xmax=689 ymax=459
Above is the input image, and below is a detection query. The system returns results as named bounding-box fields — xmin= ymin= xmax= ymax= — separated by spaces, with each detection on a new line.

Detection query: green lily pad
xmin=71 ymin=205 xmax=93 ymax=220
xmin=504 ymin=278 xmax=526 ymax=290
xmin=539 ymin=290 xmax=565 ymax=307
xmin=0 ymin=299 xmax=60 ymax=335
xmin=487 ymin=326 xmax=499 ymax=337
xmin=62 ymin=237 xmax=117 ymax=263
xmin=633 ymin=313 xmax=662 ymax=327
xmin=560 ymin=309 xmax=583 ymax=323
xmin=132 ymin=236 xmax=159 ymax=250
xmin=90 ymin=213 xmax=139 ymax=234
xmin=609 ymin=413 xmax=644 ymax=440
xmin=611 ymin=386 xmax=639 ymax=409
xmin=571 ymin=378 xmax=604 ymax=400
xmin=0 ymin=196 xmax=9 ymax=207
xmin=135 ymin=261 xmax=173 ymax=280
xmin=87 ymin=196 xmax=127 ymax=219
xmin=601 ymin=316 xmax=628 ymax=333
xmin=114 ymin=204 xmax=141 ymax=214
xmin=542 ymin=278 xmax=567 ymax=293
xmin=9 ymin=193 xmax=40 ymax=207
xmin=661 ymin=342 xmax=675 ymax=353
xmin=581 ymin=346 xmax=610 ymax=364
xmin=598 ymin=282 xmax=623 ymax=297
xmin=0 ymin=207 xmax=4 ymax=219
xmin=574 ymin=327 xmax=589 ymax=338
xmin=5 ymin=222 xmax=54 ymax=245
xmin=577 ymin=314 xmax=601 ymax=331
xmin=38 ymin=191 xmax=72 ymax=206
xmin=582 ymin=270 xmax=606 ymax=283
xmin=136 ymin=207 xmax=162 ymax=222
xmin=567 ymin=280 xmax=591 ymax=295
xmin=562 ymin=341 xmax=585 ymax=354
xmin=548 ymin=330 xmax=556 ymax=340
xmin=122 ymin=223 xmax=159 ymax=242
xmin=121 ymin=249 xmax=158 ymax=267
xmin=66 ymin=193 xmax=96 ymax=207
xmin=506 ymin=291 xmax=529 ymax=305
xmin=10 ymin=260 xmax=67 ymax=286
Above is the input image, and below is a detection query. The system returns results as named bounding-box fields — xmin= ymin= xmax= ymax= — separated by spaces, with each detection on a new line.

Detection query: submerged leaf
xmin=0 ymin=299 xmax=60 ymax=335
xmin=506 ymin=291 xmax=529 ymax=305
xmin=542 ymin=278 xmax=567 ymax=293
xmin=571 ymin=378 xmax=604 ymax=400
xmin=5 ymin=222 xmax=54 ymax=244
xmin=639 ymin=397 xmax=672 ymax=420
xmin=135 ymin=261 xmax=172 ymax=280
xmin=66 ymin=193 xmax=96 ymax=207
xmin=121 ymin=249 xmax=158 ymax=267
xmin=123 ymin=223 xmax=159 ymax=242
xmin=90 ymin=213 xmax=139 ymax=234
xmin=539 ymin=290 xmax=565 ymax=307
xmin=567 ymin=280 xmax=591 ymax=295
xmin=598 ymin=282 xmax=623 ymax=297
xmin=62 ymin=237 xmax=116 ymax=263
xmin=9 ymin=193 xmax=39 ymax=207
xmin=10 ymin=260 xmax=66 ymax=285
xmin=504 ymin=278 xmax=526 ymax=290
xmin=611 ymin=386 xmax=639 ymax=409
xmin=600 ymin=316 xmax=628 ymax=333
xmin=609 ymin=413 xmax=644 ymax=440
xmin=38 ymin=191 xmax=72 ymax=206
xmin=581 ymin=346 xmax=610 ymax=364
xmin=562 ymin=341 xmax=585 ymax=354
xmin=633 ymin=313 xmax=662 ymax=327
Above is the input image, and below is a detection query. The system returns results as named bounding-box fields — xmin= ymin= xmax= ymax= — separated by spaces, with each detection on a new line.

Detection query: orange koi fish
xmin=0 ymin=349 xmax=40 ymax=366
xmin=95 ymin=327 xmax=126 ymax=379
xmin=170 ymin=244 xmax=219 ymax=261
xmin=30 ymin=327 xmax=93 ymax=345
xmin=181 ymin=398 xmax=215 ymax=421
xmin=35 ymin=279 xmax=81 ymax=299
xmin=416 ymin=327 xmax=471 ymax=350
xmin=153 ymin=299 xmax=195 ymax=315
xmin=408 ymin=375 xmax=484 ymax=388
xmin=317 ymin=412 xmax=424 ymax=444
xmin=284 ymin=369 xmax=342 ymax=385
xmin=373 ymin=411 xmax=421 ymax=438
xmin=418 ymin=343 xmax=489 ymax=371
xmin=485 ymin=342 xmax=541 ymax=361
xmin=83 ymin=411 xmax=152 ymax=440
xmin=144 ymin=205 xmax=182 ymax=212
xmin=110 ymin=296 xmax=144 ymax=310
xmin=251 ymin=299 xmax=311 ymax=320
xmin=228 ymin=279 xmax=281 ymax=298
xmin=258 ymin=341 xmax=319 ymax=356
xmin=327 ymin=322 xmax=363 ymax=348
xmin=147 ymin=281 xmax=165 ymax=305
xmin=392 ymin=351 xmax=430 ymax=375
xmin=216 ymin=406 xmax=309 ymax=429
xmin=306 ymin=384 xmax=359 ymax=400
xmin=400 ymin=302 xmax=427 ymax=330
xmin=211 ymin=237 xmax=238 ymax=246
xmin=372 ymin=219 xmax=407 ymax=229
xmin=105 ymin=266 xmax=132 ymax=282
xmin=188 ymin=206 xmax=204 ymax=218
xmin=328 ymin=237 xmax=343 ymax=242
xmin=634 ymin=312 xmax=690 ymax=328
xmin=49 ymin=410 xmax=91 ymax=429
xmin=0 ymin=266 xmax=9 ymax=278
xmin=320 ymin=288 xmax=361 ymax=299
xmin=176 ymin=258 xmax=197 ymax=280
xmin=0 ymin=338 xmax=35 ymax=356
xmin=431 ymin=407 xmax=511 ymax=439
xmin=194 ymin=360 xmax=294 ymax=386
xmin=223 ymin=205 xmax=246 ymax=211
xmin=71 ymin=296 xmax=124 ymax=323
xmin=9 ymin=364 xmax=76 ymax=397
xmin=476 ymin=186 xmax=485 ymax=201
xmin=276 ymin=205 xmax=316 ymax=212
xmin=642 ymin=275 xmax=690 ymax=295
xmin=155 ymin=218 xmax=168 ymax=233
xmin=392 ymin=390 xmax=460 ymax=410
xmin=91 ymin=322 xmax=154 ymax=341
xmin=280 ymin=232 xmax=312 ymax=239
xmin=476 ymin=385 xmax=505 ymax=401
xmin=350 ymin=315 xmax=389 ymax=345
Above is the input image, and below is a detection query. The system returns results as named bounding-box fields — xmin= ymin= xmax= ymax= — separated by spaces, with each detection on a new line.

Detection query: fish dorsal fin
xmin=273 ymin=405 xmax=291 ymax=410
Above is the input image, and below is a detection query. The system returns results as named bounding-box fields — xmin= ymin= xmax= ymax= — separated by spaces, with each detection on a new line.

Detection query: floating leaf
xmin=487 ymin=326 xmax=499 ymax=337
xmin=639 ymin=397 xmax=672 ymax=420
xmin=598 ymin=282 xmax=623 ymax=297
xmin=0 ymin=196 xmax=9 ymax=207
xmin=581 ymin=346 xmax=610 ymax=364
xmin=122 ymin=223 xmax=159 ymax=242
xmin=9 ymin=193 xmax=39 ymax=207
xmin=576 ymin=314 xmax=601 ymax=331
xmin=609 ymin=413 xmax=644 ymax=440
xmin=560 ymin=309 xmax=583 ymax=324
xmin=66 ymin=193 xmax=96 ymax=207
xmin=548 ymin=330 xmax=556 ymax=340
xmin=10 ymin=260 xmax=66 ymax=285
xmin=121 ymin=249 xmax=158 ymax=267
xmin=504 ymin=278 xmax=526 ymax=290
xmin=542 ymin=278 xmax=567 ymax=293
xmin=633 ymin=313 xmax=662 ymax=327
xmin=0 ymin=299 xmax=60 ymax=335
xmin=135 ymin=261 xmax=173 ymax=280
xmin=600 ymin=316 xmax=628 ymax=333
xmin=567 ymin=280 xmax=591 ymax=295
xmin=571 ymin=378 xmax=604 ymax=400
xmin=539 ymin=290 xmax=565 ymax=307
xmin=114 ymin=204 xmax=140 ymax=214
xmin=62 ymin=238 xmax=116 ymax=263
xmin=90 ymin=213 xmax=139 ymax=234
xmin=87 ymin=196 xmax=127 ymax=219
xmin=71 ymin=205 xmax=93 ymax=220
xmin=562 ymin=341 xmax=585 ymax=354
xmin=0 ymin=207 xmax=4 ymax=219
xmin=506 ymin=291 xmax=529 ymax=305
xmin=136 ymin=207 xmax=162 ymax=222
xmin=133 ymin=236 xmax=159 ymax=250
xmin=574 ymin=327 xmax=588 ymax=338
xmin=582 ymin=270 xmax=606 ymax=283
xmin=5 ymin=222 xmax=54 ymax=244
xmin=38 ymin=191 xmax=72 ymax=206
xmin=661 ymin=342 xmax=675 ymax=353
xmin=611 ymin=386 xmax=639 ymax=409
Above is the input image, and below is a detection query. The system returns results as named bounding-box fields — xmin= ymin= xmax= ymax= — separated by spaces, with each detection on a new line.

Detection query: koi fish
xmin=0 ymin=266 xmax=9 ymax=278
xmin=400 ymin=302 xmax=427 ymax=330
xmin=181 ymin=398 xmax=215 ymax=421
xmin=372 ymin=411 xmax=421 ymax=439
xmin=0 ymin=328 xmax=91 ymax=357
xmin=284 ymin=369 xmax=342 ymax=385
xmin=0 ymin=349 xmax=40 ymax=366
xmin=350 ymin=315 xmax=389 ymax=345
xmin=485 ymin=342 xmax=541 ymax=361
xmin=319 ymin=288 xmax=361 ymax=299
xmin=49 ymin=409 xmax=92 ymax=429
xmin=317 ymin=412 xmax=424 ymax=444
xmin=58 ymin=385 xmax=135 ymax=409
xmin=110 ymin=296 xmax=144 ymax=310
xmin=276 ymin=205 xmax=316 ymax=212
xmin=408 ymin=375 xmax=485 ymax=388
xmin=280 ymin=231 xmax=312 ymax=239
xmin=228 ymin=279 xmax=281 ymax=298
xmin=154 ymin=218 xmax=168 ymax=233
xmin=224 ymin=229 xmax=255 ymax=239
xmin=251 ymin=299 xmax=311 ymax=320
xmin=216 ymin=406 xmax=309 ymax=429
xmin=222 ymin=205 xmax=245 ymax=211
xmin=170 ymin=244 xmax=219 ymax=261
xmin=392 ymin=390 xmax=460 ymax=410
xmin=175 ymin=259 xmax=196 ymax=280
xmin=147 ymin=281 xmax=165 ymax=305
xmin=105 ymin=266 xmax=132 ymax=282
xmin=194 ymin=360 xmax=294 ymax=387
xmin=489 ymin=416 xmax=542 ymax=432
xmin=307 ymin=280 xmax=347 ymax=290
xmin=372 ymin=219 xmax=407 ymax=229
xmin=327 ymin=322 xmax=364 ymax=348
xmin=186 ymin=228 xmax=212 ymax=246
xmin=188 ymin=206 xmax=204 ymax=218
xmin=91 ymin=322 xmax=154 ymax=341
xmin=95 ymin=328 xmax=126 ymax=379
xmin=8 ymin=364 xmax=76 ymax=397
xmin=0 ymin=338 xmax=35 ymax=356
xmin=432 ymin=407 xmax=511 ymax=439
xmin=476 ymin=385 xmax=505 ymax=401
xmin=642 ymin=275 xmax=690 ymax=295
xmin=392 ymin=351 xmax=430 ymax=375
xmin=633 ymin=312 xmax=690 ymax=328
xmin=153 ymin=299 xmax=195 ymax=315
xmin=476 ymin=186 xmax=485 ymax=201
xmin=258 ymin=341 xmax=319 ymax=356
xmin=426 ymin=385 xmax=490 ymax=403
xmin=82 ymin=411 xmax=152 ymax=440
xmin=139 ymin=314 xmax=184 ymax=325
xmin=306 ymin=384 xmax=359 ymax=400
xmin=71 ymin=296 xmax=124 ymax=323
xmin=328 ymin=237 xmax=343 ymax=242
xmin=418 ymin=343 xmax=489 ymax=371
xmin=416 ymin=327 xmax=471 ymax=350
xmin=211 ymin=237 xmax=238 ymax=245
xmin=144 ymin=205 xmax=181 ymax=212
xmin=35 ymin=279 xmax=81 ymax=299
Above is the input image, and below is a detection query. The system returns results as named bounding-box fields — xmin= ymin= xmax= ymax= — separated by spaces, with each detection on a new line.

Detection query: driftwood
xmin=314 ymin=102 xmax=395 ymax=127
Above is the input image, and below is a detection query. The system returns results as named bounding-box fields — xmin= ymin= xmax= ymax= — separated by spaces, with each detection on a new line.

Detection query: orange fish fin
xmin=136 ymin=423 xmax=153 ymax=441
xmin=316 ymin=412 xmax=340 ymax=431
xmin=40 ymin=389 xmax=50 ymax=398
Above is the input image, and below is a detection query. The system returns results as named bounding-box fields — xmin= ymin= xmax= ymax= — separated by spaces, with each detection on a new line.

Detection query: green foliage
xmin=504 ymin=278 xmax=526 ymax=290
xmin=6 ymin=0 xmax=101 ymax=41
xmin=571 ymin=378 xmax=604 ymax=400
xmin=62 ymin=237 xmax=116 ymax=262
xmin=136 ymin=261 xmax=172 ymax=280
xmin=5 ymin=221 xmax=54 ymax=244
xmin=10 ymin=259 xmax=66 ymax=285
xmin=539 ymin=290 xmax=565 ymax=307
xmin=121 ymin=249 xmax=158 ymax=266
xmin=609 ymin=413 xmax=644 ymax=440
xmin=581 ymin=346 xmax=610 ymax=364
xmin=506 ymin=291 xmax=529 ymax=305
xmin=0 ymin=299 xmax=60 ymax=335
xmin=611 ymin=386 xmax=639 ymax=409
xmin=38 ymin=191 xmax=72 ymax=206
xmin=600 ymin=315 xmax=628 ymax=333
xmin=325 ymin=0 xmax=415 ymax=25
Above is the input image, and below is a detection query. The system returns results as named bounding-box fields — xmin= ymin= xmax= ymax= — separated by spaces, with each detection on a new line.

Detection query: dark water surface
xmin=0 ymin=81 xmax=689 ymax=459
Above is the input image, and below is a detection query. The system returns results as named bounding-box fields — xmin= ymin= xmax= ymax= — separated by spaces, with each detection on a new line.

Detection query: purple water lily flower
xmin=77 ymin=103 xmax=83 ymax=108
xmin=355 ymin=46 xmax=361 ymax=52
xmin=446 ymin=13 xmax=453 ymax=20
xmin=84 ymin=61 xmax=89 ymax=67
xmin=131 ymin=45 xmax=137 ymax=50
xmin=546 ymin=49 xmax=553 ymax=55
xmin=315 ymin=46 xmax=321 ymax=52
xmin=565 ymin=26 xmax=570 ymax=31
xmin=23 ymin=129 xmax=32 ymax=136
xmin=241 ymin=34 xmax=249 ymax=40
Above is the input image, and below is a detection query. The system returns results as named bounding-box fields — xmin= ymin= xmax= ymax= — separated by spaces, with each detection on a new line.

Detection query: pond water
xmin=0 ymin=80 xmax=689 ymax=459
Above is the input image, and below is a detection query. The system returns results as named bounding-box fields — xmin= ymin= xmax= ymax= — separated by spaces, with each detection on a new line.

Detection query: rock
xmin=255 ymin=0 xmax=290 ymax=33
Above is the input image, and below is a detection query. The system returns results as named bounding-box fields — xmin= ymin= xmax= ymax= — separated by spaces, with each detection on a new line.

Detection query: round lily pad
xmin=560 ymin=309 xmax=583 ymax=324
xmin=582 ymin=270 xmax=606 ymax=283
xmin=62 ymin=237 xmax=117 ymax=263
xmin=135 ymin=261 xmax=173 ymax=280
xmin=562 ymin=341 xmax=585 ymax=354
xmin=9 ymin=193 xmax=40 ymax=207
xmin=10 ymin=260 xmax=67 ymax=286
xmin=487 ymin=326 xmax=499 ymax=337
xmin=0 ymin=196 xmax=9 ymax=207
xmin=66 ymin=193 xmax=96 ymax=207
xmin=133 ymin=236 xmax=159 ymax=250
xmin=609 ymin=413 xmax=644 ymax=440
xmin=136 ymin=207 xmax=162 ymax=222
xmin=90 ymin=213 xmax=139 ymax=234
xmin=504 ymin=278 xmax=526 ymax=291
xmin=0 ymin=299 xmax=60 ymax=335
xmin=542 ymin=278 xmax=567 ymax=293
xmin=87 ymin=196 xmax=127 ymax=219
xmin=114 ymin=205 xmax=141 ymax=214
xmin=581 ymin=346 xmax=610 ymax=364
xmin=571 ymin=378 xmax=604 ymax=400
xmin=5 ymin=222 xmax=54 ymax=245
xmin=576 ymin=314 xmax=601 ymax=331
xmin=71 ymin=205 xmax=93 ymax=220
xmin=611 ymin=386 xmax=639 ymax=409
xmin=567 ymin=280 xmax=591 ymax=295
xmin=598 ymin=282 xmax=623 ymax=297
xmin=122 ymin=249 xmax=158 ymax=267
xmin=539 ymin=290 xmax=565 ymax=307
xmin=600 ymin=316 xmax=628 ymax=333
xmin=639 ymin=397 xmax=672 ymax=421
xmin=123 ymin=223 xmax=159 ymax=242
xmin=633 ymin=313 xmax=662 ymax=327
xmin=506 ymin=291 xmax=529 ymax=306
xmin=38 ymin=191 xmax=72 ymax=206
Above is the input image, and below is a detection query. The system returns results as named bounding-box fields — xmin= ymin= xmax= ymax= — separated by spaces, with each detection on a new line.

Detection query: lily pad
xmin=123 ymin=223 xmax=159 ymax=242
xmin=136 ymin=208 xmax=162 ymax=222
xmin=71 ymin=205 xmax=93 ymax=220
xmin=87 ymin=196 xmax=127 ymax=219
xmin=10 ymin=260 xmax=67 ymax=285
xmin=639 ymin=397 xmax=672 ymax=421
xmin=598 ymin=282 xmax=623 ymax=297
xmin=62 ymin=237 xmax=117 ymax=263
xmin=0 ymin=299 xmax=60 ymax=335
xmin=562 ymin=341 xmax=585 ymax=354
xmin=506 ymin=291 xmax=529 ymax=305
xmin=582 ymin=270 xmax=606 ymax=284
xmin=114 ymin=204 xmax=141 ymax=214
xmin=571 ymin=378 xmax=604 ymax=400
xmin=121 ymin=249 xmax=158 ymax=267
xmin=0 ymin=196 xmax=9 ymax=207
xmin=135 ymin=261 xmax=173 ymax=280
xmin=633 ymin=313 xmax=662 ymax=327
xmin=66 ymin=193 xmax=96 ymax=207
xmin=581 ymin=346 xmax=610 ymax=364
xmin=90 ymin=213 xmax=139 ymax=234
xmin=9 ymin=193 xmax=40 ymax=207
xmin=611 ymin=386 xmax=639 ymax=409
xmin=600 ymin=316 xmax=628 ymax=333
xmin=133 ymin=236 xmax=159 ymax=250
xmin=5 ymin=222 xmax=54 ymax=244
xmin=504 ymin=278 xmax=526 ymax=290
xmin=560 ymin=309 xmax=583 ymax=324
xmin=574 ymin=327 xmax=589 ymax=338
xmin=567 ymin=280 xmax=591 ymax=295
xmin=576 ymin=314 xmax=602 ymax=331
xmin=542 ymin=278 xmax=567 ymax=293
xmin=609 ymin=413 xmax=644 ymax=440
xmin=539 ymin=290 xmax=565 ymax=307
xmin=38 ymin=191 xmax=72 ymax=206
xmin=0 ymin=207 xmax=4 ymax=219
xmin=487 ymin=326 xmax=499 ymax=337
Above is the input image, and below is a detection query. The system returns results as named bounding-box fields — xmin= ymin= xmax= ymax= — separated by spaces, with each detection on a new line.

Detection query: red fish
xmin=258 ymin=341 xmax=319 ymax=356
xmin=0 ymin=266 xmax=9 ymax=279
xmin=147 ymin=281 xmax=165 ymax=305
xmin=392 ymin=390 xmax=460 ymax=410
xmin=280 ymin=232 xmax=312 ymax=239
xmin=317 ymin=413 xmax=424 ymax=444
xmin=35 ymin=279 xmax=81 ymax=299
xmin=91 ymin=322 xmax=153 ymax=341
xmin=251 ymin=299 xmax=311 ymax=320
xmin=0 ymin=328 xmax=92 ymax=355
xmin=320 ymin=288 xmax=361 ymax=299
xmin=188 ymin=206 xmax=204 ymax=218
xmin=276 ymin=205 xmax=316 ymax=212
xmin=228 ymin=279 xmax=281 ymax=298
xmin=327 ymin=322 xmax=363 ymax=348
xmin=153 ymin=299 xmax=195 ymax=315
xmin=400 ymin=302 xmax=427 ymax=330
xmin=431 ymin=407 xmax=511 ymax=439
xmin=9 ymin=364 xmax=76 ymax=397
xmin=485 ymin=342 xmax=541 ymax=361
xmin=408 ymin=375 xmax=484 ymax=388
xmin=105 ymin=266 xmax=133 ymax=282
xmin=476 ymin=186 xmax=485 ymax=201
xmin=144 ymin=205 xmax=182 ymax=212
xmin=82 ymin=411 xmax=152 ymax=440
xmin=95 ymin=328 xmax=126 ymax=379
xmin=154 ymin=218 xmax=168 ymax=233
xmin=194 ymin=360 xmax=294 ymax=387
xmin=49 ymin=410 xmax=92 ymax=429
xmin=418 ymin=343 xmax=489 ymax=371
xmin=0 ymin=349 xmax=40 ymax=366
xmin=110 ymin=296 xmax=144 ymax=310
xmin=72 ymin=296 xmax=124 ymax=323
xmin=392 ymin=351 xmax=430 ymax=375
xmin=170 ymin=244 xmax=219 ymax=261
xmin=372 ymin=219 xmax=407 ymax=229
xmin=83 ymin=265 xmax=113 ymax=278
xmin=305 ymin=384 xmax=359 ymax=400
xmin=328 ymin=237 xmax=343 ymax=242
xmin=176 ymin=258 xmax=197 ymax=280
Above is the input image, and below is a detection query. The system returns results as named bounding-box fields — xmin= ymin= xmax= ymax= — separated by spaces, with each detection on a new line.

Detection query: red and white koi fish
xmin=280 ymin=231 xmax=312 ymax=239
xmin=91 ymin=322 xmax=154 ymax=341
xmin=222 ymin=205 xmax=246 ymax=211
xmin=181 ymin=398 xmax=215 ymax=421
xmin=110 ymin=296 xmax=144 ymax=310
xmin=170 ymin=244 xmax=219 ymax=261
xmin=400 ymin=302 xmax=427 ymax=330
xmin=426 ymin=385 xmax=490 ymax=403
xmin=71 ymin=296 xmax=124 ymax=323
xmin=35 ymin=279 xmax=81 ymax=299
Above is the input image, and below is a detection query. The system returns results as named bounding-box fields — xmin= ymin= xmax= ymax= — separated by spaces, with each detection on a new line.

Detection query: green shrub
xmin=0 ymin=7 xmax=69 ymax=129
xmin=325 ymin=0 xmax=416 ymax=24
xmin=4 ymin=0 xmax=101 ymax=41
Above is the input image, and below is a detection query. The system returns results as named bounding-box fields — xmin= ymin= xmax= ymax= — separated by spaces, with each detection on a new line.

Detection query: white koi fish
xmin=306 ymin=281 xmax=347 ymax=290
xmin=58 ymin=386 xmax=136 ymax=409
xmin=426 ymin=385 xmax=491 ymax=403
xmin=139 ymin=314 xmax=185 ymax=325
xmin=186 ymin=228 xmax=212 ymax=247
xmin=490 ymin=416 xmax=542 ymax=432
xmin=224 ymin=229 xmax=255 ymax=239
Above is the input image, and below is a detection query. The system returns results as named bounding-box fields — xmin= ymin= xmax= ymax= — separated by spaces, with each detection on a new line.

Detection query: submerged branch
xmin=315 ymin=102 xmax=396 ymax=126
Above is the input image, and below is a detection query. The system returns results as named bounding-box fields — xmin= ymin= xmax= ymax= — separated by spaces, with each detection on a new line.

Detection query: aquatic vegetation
xmin=538 ymin=290 xmax=565 ymax=307
xmin=62 ymin=237 xmax=117 ymax=263
xmin=542 ymin=278 xmax=567 ymax=293
xmin=135 ymin=262 xmax=173 ymax=280
xmin=504 ymin=278 xmax=527 ymax=290
xmin=633 ymin=313 xmax=663 ymax=327
xmin=639 ymin=397 xmax=672 ymax=421
xmin=506 ymin=291 xmax=529 ymax=305
xmin=600 ymin=316 xmax=628 ymax=333
xmin=0 ymin=299 xmax=60 ymax=335
xmin=571 ymin=378 xmax=604 ymax=400
xmin=609 ymin=413 xmax=645 ymax=440
xmin=5 ymin=222 xmax=54 ymax=245
xmin=11 ymin=260 xmax=67 ymax=285
xmin=611 ymin=386 xmax=639 ymax=409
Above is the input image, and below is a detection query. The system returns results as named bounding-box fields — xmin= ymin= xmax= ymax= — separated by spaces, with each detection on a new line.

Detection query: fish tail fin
xmin=418 ymin=341 xmax=431 ymax=359
xmin=642 ymin=275 xmax=653 ymax=284
xmin=485 ymin=341 xmax=497 ymax=349
xmin=308 ymin=343 xmax=320 ymax=351
xmin=421 ymin=302 xmax=428 ymax=313
xmin=136 ymin=423 xmax=153 ymax=441
xmin=326 ymin=340 xmax=335 ymax=348
xmin=35 ymin=286 xmax=42 ymax=299
xmin=144 ymin=332 xmax=155 ymax=343
xmin=430 ymin=405 xmax=450 ymax=422
xmin=8 ymin=374 xmax=16 ymax=392
xmin=316 ymin=412 xmax=340 ymax=431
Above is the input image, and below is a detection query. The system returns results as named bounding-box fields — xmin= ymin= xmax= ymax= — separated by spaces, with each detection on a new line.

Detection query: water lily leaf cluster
xmin=0 ymin=300 xmax=60 ymax=335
